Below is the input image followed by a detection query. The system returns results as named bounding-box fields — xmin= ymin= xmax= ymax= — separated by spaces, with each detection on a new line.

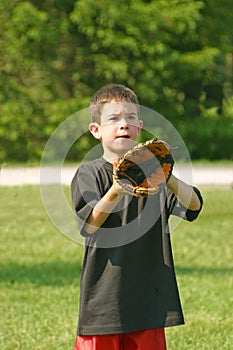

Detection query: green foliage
xmin=222 ymin=96 xmax=233 ymax=119
xmin=0 ymin=0 xmax=232 ymax=162
xmin=70 ymin=0 xmax=206 ymax=108
xmin=177 ymin=116 xmax=233 ymax=160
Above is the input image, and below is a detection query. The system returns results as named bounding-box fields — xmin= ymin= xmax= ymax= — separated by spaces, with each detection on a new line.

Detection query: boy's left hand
xmin=113 ymin=138 xmax=174 ymax=197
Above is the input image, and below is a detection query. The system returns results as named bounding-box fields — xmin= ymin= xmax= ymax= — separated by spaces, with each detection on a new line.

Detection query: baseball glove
xmin=113 ymin=137 xmax=174 ymax=197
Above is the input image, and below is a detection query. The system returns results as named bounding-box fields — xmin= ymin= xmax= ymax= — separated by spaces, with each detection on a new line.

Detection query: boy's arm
xmin=166 ymin=174 xmax=201 ymax=211
xmin=84 ymin=173 xmax=202 ymax=235
xmin=84 ymin=183 xmax=125 ymax=235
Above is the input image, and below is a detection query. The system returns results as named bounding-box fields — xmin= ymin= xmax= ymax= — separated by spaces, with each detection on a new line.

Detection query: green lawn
xmin=0 ymin=186 xmax=232 ymax=349
xmin=166 ymin=187 xmax=233 ymax=349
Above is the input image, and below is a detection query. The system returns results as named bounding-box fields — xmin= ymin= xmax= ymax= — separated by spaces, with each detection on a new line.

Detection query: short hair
xmin=89 ymin=84 xmax=139 ymax=124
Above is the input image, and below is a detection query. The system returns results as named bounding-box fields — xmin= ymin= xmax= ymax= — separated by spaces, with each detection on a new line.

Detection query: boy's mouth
xmin=116 ymin=135 xmax=130 ymax=139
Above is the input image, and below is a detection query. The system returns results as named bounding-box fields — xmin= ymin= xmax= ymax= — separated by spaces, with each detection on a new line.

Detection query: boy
xmin=71 ymin=84 xmax=203 ymax=350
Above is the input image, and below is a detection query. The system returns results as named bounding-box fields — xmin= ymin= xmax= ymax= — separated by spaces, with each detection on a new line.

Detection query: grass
xmin=0 ymin=185 xmax=232 ymax=349
xmin=166 ymin=186 xmax=233 ymax=349
xmin=0 ymin=186 xmax=82 ymax=349
xmin=2 ymin=159 xmax=232 ymax=167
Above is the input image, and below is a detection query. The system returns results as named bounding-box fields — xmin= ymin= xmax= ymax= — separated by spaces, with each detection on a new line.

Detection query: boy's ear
xmin=138 ymin=120 xmax=143 ymax=134
xmin=89 ymin=123 xmax=102 ymax=140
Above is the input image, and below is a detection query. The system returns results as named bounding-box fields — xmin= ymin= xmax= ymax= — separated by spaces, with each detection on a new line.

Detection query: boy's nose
xmin=119 ymin=118 xmax=129 ymax=128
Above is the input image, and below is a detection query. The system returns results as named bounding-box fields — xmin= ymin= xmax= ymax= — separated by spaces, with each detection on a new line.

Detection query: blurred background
xmin=0 ymin=0 xmax=232 ymax=164
xmin=0 ymin=3 xmax=232 ymax=349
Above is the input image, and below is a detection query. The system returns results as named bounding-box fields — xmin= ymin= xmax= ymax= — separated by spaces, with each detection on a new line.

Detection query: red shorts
xmin=74 ymin=328 xmax=166 ymax=350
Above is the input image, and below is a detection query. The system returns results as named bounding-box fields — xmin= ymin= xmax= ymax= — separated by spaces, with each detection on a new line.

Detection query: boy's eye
xmin=106 ymin=117 xmax=119 ymax=124
xmin=104 ymin=115 xmax=137 ymax=125
xmin=127 ymin=116 xmax=138 ymax=124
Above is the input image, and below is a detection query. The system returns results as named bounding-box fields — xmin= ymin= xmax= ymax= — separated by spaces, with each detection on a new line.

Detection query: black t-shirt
xmin=71 ymin=157 xmax=203 ymax=336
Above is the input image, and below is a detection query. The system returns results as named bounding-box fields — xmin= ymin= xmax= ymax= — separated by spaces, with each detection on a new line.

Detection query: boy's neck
xmin=102 ymin=150 xmax=124 ymax=164
xmin=101 ymin=139 xmax=138 ymax=163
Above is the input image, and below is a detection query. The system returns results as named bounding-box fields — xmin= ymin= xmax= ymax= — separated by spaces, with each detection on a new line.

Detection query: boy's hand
xmin=113 ymin=138 xmax=174 ymax=197
xmin=113 ymin=162 xmax=138 ymax=197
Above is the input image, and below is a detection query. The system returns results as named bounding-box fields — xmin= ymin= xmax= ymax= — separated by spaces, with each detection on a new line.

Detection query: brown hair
xmin=89 ymin=84 xmax=139 ymax=124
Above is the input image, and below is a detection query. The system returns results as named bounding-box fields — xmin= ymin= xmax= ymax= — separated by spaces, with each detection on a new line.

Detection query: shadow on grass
xmin=1 ymin=262 xmax=232 ymax=287
xmin=0 ymin=260 xmax=81 ymax=286
xmin=175 ymin=265 xmax=233 ymax=276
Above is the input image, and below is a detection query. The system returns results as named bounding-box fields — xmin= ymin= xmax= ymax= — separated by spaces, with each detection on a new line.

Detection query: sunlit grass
xmin=0 ymin=186 xmax=232 ymax=349
xmin=166 ymin=187 xmax=233 ymax=349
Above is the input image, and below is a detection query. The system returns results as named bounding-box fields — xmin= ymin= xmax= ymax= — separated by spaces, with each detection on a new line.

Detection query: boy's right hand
xmin=112 ymin=162 xmax=129 ymax=197
xmin=112 ymin=162 xmax=144 ymax=198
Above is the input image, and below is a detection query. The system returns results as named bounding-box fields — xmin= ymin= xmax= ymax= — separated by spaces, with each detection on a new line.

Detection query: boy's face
xmin=89 ymin=101 xmax=143 ymax=160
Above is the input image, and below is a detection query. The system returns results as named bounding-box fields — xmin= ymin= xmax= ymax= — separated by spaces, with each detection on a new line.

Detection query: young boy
xmin=71 ymin=84 xmax=203 ymax=350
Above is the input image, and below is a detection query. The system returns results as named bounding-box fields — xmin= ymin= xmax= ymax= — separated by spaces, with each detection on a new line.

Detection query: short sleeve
xmin=71 ymin=164 xmax=100 ymax=236
xmin=167 ymin=186 xmax=203 ymax=222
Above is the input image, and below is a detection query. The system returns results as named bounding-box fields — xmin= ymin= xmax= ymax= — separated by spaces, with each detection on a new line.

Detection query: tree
xmin=0 ymin=0 xmax=232 ymax=162
xmin=0 ymin=0 xmax=84 ymax=161
xmin=70 ymin=0 xmax=223 ymax=118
